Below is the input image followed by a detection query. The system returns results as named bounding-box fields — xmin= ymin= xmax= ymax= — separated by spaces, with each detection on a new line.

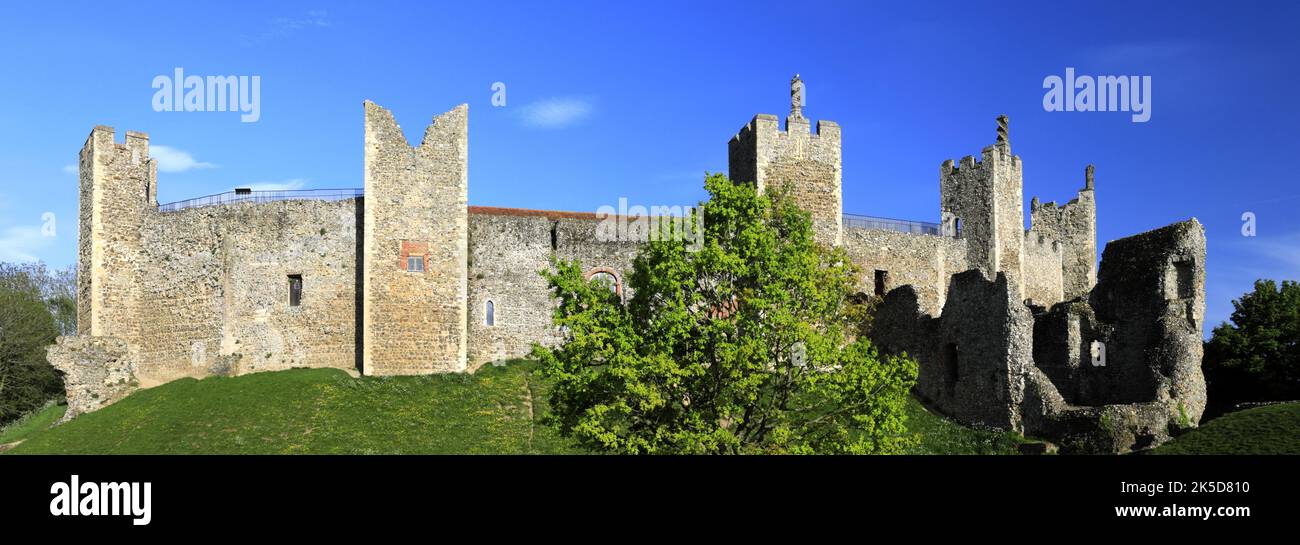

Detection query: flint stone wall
xmin=46 ymin=336 xmax=138 ymax=422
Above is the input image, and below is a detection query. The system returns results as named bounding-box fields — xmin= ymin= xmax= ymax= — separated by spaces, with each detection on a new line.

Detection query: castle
xmin=50 ymin=76 xmax=1206 ymax=453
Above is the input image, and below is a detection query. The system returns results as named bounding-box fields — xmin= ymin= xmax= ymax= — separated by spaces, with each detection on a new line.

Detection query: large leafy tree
xmin=531 ymin=174 xmax=917 ymax=454
xmin=0 ymin=263 xmax=65 ymax=424
xmin=1204 ymin=279 xmax=1300 ymax=411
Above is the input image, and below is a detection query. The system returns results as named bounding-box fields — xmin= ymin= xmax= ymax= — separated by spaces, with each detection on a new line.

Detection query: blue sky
xmin=1 ymin=0 xmax=1297 ymax=331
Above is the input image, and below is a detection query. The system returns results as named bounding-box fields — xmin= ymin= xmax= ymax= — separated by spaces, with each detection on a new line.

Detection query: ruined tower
xmin=728 ymin=74 xmax=843 ymax=246
xmin=362 ymin=101 xmax=469 ymax=375
xmin=1028 ymin=165 xmax=1098 ymax=301
xmin=77 ymin=126 xmax=156 ymax=343
xmin=940 ymin=115 xmax=1025 ymax=298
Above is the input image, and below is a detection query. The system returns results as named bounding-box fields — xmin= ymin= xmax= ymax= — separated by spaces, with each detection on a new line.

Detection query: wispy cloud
xmin=240 ymin=10 xmax=332 ymax=46
xmin=240 ymin=178 xmax=309 ymax=191
xmin=62 ymin=164 xmax=77 ymax=175
xmin=0 ymin=225 xmax=51 ymax=263
xmin=151 ymin=145 xmax=216 ymax=173
xmin=516 ymin=97 xmax=594 ymax=129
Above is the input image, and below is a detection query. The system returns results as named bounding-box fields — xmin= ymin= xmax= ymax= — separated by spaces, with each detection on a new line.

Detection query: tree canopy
xmin=531 ymin=174 xmax=917 ymax=454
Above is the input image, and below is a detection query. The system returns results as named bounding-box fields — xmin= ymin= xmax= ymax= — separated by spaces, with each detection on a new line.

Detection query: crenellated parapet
xmin=728 ymin=75 xmax=842 ymax=246
xmin=939 ymin=116 xmax=1025 ymax=299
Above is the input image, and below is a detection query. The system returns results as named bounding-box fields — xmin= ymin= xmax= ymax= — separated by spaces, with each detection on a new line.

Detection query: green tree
xmin=0 ymin=263 xmax=65 ymax=424
xmin=531 ymin=174 xmax=917 ymax=454
xmin=1204 ymin=279 xmax=1300 ymax=411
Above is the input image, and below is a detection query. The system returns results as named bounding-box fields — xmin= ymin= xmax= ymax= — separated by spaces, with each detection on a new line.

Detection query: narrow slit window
xmin=485 ymin=300 xmax=495 ymax=326
xmin=288 ymin=274 xmax=303 ymax=307
xmin=874 ymin=270 xmax=889 ymax=297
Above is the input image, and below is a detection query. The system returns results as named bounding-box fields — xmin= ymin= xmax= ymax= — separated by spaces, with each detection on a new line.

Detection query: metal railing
xmin=843 ymin=213 xmax=943 ymax=236
xmin=159 ymin=188 xmax=364 ymax=213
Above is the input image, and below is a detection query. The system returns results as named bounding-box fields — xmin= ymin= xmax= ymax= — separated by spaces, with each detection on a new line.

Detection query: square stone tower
xmin=940 ymin=116 xmax=1025 ymax=299
xmin=362 ymin=101 xmax=469 ymax=375
xmin=728 ymin=75 xmax=843 ymax=246
xmin=77 ymin=126 xmax=156 ymax=342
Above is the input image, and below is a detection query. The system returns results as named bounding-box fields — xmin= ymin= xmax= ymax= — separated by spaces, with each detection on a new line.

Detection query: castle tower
xmin=940 ymin=115 xmax=1026 ymax=298
xmin=77 ymin=126 xmax=156 ymax=342
xmin=361 ymin=101 xmax=469 ymax=375
xmin=728 ymin=74 xmax=843 ymax=246
xmin=1029 ymin=164 xmax=1098 ymax=300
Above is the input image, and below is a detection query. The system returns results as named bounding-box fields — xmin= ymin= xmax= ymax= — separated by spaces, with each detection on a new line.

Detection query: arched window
xmin=485 ymin=300 xmax=495 ymax=326
xmin=585 ymin=267 xmax=622 ymax=297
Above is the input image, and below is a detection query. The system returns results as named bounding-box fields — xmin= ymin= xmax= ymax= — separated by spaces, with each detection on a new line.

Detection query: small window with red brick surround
xmin=400 ymin=240 xmax=428 ymax=273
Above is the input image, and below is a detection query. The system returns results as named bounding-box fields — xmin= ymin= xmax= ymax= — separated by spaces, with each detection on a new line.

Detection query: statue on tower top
xmin=791 ymin=74 xmax=805 ymax=119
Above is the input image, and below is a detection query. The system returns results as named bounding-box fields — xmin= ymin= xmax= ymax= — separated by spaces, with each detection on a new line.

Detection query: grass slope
xmin=1153 ymin=402 xmax=1300 ymax=455
xmin=6 ymin=360 xmax=1022 ymax=455
xmin=9 ymin=361 xmax=580 ymax=455
xmin=902 ymin=397 xmax=1026 ymax=455
xmin=0 ymin=402 xmax=66 ymax=447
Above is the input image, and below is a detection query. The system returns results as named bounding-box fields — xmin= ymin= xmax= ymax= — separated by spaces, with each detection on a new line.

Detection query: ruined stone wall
xmin=46 ymin=336 xmax=138 ymax=422
xmin=728 ymin=114 xmax=842 ymax=246
xmin=1022 ymin=230 xmax=1065 ymax=307
xmin=873 ymin=271 xmax=1033 ymax=430
xmin=133 ymin=199 xmax=361 ymax=383
xmin=466 ymin=207 xmax=642 ymax=369
xmin=363 ymin=102 xmax=468 ymax=375
xmin=1088 ymin=219 xmax=1207 ymax=419
xmin=841 ymin=227 xmax=968 ymax=315
xmin=1029 ymin=171 xmax=1097 ymax=301
xmin=78 ymin=126 xmax=155 ymax=345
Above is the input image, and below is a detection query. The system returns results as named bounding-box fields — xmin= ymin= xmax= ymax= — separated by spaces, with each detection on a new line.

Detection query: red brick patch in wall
xmin=399 ymin=240 xmax=429 ymax=271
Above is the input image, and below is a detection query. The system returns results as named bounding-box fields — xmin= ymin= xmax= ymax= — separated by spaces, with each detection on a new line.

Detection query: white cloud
xmin=62 ymin=164 xmax=77 ymax=175
xmin=241 ymin=10 xmax=332 ymax=46
xmin=151 ymin=145 xmax=216 ymax=173
xmin=0 ymin=225 xmax=51 ymax=263
xmin=241 ymin=178 xmax=308 ymax=191
xmin=516 ymin=98 xmax=593 ymax=129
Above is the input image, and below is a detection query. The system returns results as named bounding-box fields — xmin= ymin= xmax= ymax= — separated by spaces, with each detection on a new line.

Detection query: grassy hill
xmin=1152 ymin=402 xmax=1300 ymax=455
xmin=3 ymin=361 xmax=1025 ymax=455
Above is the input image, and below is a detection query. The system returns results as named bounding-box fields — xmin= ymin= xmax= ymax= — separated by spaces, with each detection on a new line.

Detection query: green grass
xmin=8 ymin=361 xmax=582 ymax=455
xmin=5 ymin=360 xmax=1024 ymax=455
xmin=1152 ymin=402 xmax=1300 ymax=455
xmin=0 ymin=402 xmax=67 ymax=446
xmin=902 ymin=397 xmax=1028 ymax=455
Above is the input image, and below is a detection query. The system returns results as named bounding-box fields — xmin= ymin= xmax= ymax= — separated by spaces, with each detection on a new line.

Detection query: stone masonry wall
xmin=363 ymin=102 xmax=469 ymax=375
xmin=466 ymin=207 xmax=642 ymax=369
xmin=133 ymin=199 xmax=361 ymax=384
xmin=841 ymin=226 xmax=968 ymax=315
xmin=1022 ymin=230 xmax=1065 ymax=307
xmin=46 ymin=336 xmax=138 ymax=422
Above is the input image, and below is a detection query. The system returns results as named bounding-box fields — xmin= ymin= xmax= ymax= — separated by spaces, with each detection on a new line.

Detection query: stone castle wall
xmin=132 ymin=199 xmax=361 ymax=384
xmin=841 ymin=226 xmax=968 ymax=315
xmin=466 ymin=207 xmax=642 ymax=369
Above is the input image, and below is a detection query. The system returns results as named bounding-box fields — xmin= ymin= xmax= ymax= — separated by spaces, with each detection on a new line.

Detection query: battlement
xmin=727 ymin=75 xmax=842 ymax=246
